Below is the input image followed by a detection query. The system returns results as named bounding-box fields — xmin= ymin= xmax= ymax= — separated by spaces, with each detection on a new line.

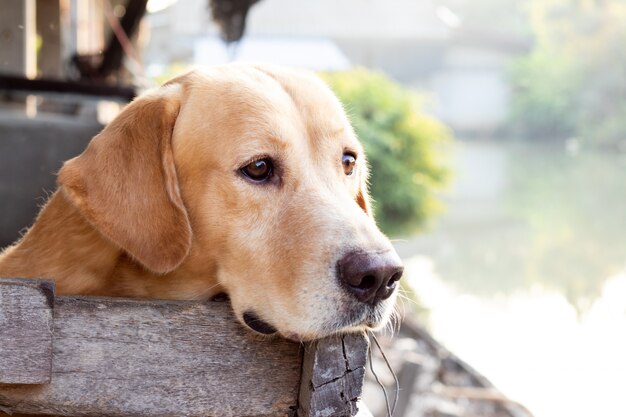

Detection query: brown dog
xmin=0 ymin=64 xmax=403 ymax=342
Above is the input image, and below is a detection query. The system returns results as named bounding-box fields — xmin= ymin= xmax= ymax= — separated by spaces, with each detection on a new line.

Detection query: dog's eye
xmin=241 ymin=158 xmax=273 ymax=182
xmin=342 ymin=152 xmax=356 ymax=176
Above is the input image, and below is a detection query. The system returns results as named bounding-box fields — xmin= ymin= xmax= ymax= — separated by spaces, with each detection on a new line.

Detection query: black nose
xmin=338 ymin=250 xmax=404 ymax=304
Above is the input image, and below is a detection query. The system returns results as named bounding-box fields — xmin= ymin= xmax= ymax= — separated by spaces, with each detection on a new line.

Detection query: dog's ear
xmin=58 ymin=84 xmax=191 ymax=274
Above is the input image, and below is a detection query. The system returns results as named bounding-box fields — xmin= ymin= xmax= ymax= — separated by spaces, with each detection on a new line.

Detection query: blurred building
xmin=144 ymin=0 xmax=530 ymax=136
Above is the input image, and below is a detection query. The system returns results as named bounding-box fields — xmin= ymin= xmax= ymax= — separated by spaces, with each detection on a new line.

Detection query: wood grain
xmin=0 ymin=292 xmax=302 ymax=416
xmin=0 ymin=278 xmax=370 ymax=417
xmin=0 ymin=278 xmax=54 ymax=384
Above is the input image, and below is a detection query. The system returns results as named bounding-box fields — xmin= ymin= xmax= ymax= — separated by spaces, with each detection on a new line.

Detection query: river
xmin=394 ymin=140 xmax=626 ymax=417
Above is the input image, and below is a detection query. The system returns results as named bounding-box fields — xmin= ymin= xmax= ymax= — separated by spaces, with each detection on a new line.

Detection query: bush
xmin=321 ymin=69 xmax=451 ymax=236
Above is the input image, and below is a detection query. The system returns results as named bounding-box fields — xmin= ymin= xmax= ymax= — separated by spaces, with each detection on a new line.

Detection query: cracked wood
xmin=298 ymin=332 xmax=369 ymax=417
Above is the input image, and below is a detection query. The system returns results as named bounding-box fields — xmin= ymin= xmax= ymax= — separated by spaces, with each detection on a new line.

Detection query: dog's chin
xmin=279 ymin=316 xmax=391 ymax=343
xmin=240 ymin=302 xmax=394 ymax=343
xmin=334 ymin=304 xmax=394 ymax=333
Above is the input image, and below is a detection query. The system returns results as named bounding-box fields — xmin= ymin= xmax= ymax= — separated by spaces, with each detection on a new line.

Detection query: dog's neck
xmin=0 ymin=192 xmax=223 ymax=299
xmin=0 ymin=192 xmax=121 ymax=295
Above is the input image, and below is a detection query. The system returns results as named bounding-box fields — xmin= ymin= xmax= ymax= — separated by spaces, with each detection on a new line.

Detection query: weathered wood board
xmin=0 ymin=294 xmax=302 ymax=416
xmin=0 ymin=278 xmax=369 ymax=417
xmin=0 ymin=278 xmax=54 ymax=384
xmin=298 ymin=333 xmax=368 ymax=417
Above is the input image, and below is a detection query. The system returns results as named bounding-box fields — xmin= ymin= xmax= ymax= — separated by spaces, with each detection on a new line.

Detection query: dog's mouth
xmin=242 ymin=310 xmax=278 ymax=335
xmin=212 ymin=293 xmax=279 ymax=336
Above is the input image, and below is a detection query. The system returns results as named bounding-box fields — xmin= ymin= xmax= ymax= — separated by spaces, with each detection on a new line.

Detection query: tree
xmin=510 ymin=0 xmax=626 ymax=147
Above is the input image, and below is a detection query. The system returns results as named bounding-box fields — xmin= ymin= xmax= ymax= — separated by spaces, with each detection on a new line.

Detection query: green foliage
xmin=510 ymin=0 xmax=626 ymax=147
xmin=321 ymin=69 xmax=451 ymax=236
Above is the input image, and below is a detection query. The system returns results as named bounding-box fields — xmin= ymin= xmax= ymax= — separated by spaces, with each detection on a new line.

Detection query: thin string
xmin=368 ymin=334 xmax=392 ymax=417
xmin=368 ymin=330 xmax=400 ymax=416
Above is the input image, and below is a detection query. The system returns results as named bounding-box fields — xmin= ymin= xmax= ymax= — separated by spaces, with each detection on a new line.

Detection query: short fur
xmin=0 ymin=64 xmax=401 ymax=342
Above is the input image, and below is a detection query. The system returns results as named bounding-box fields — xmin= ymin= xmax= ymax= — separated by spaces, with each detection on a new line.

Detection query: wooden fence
xmin=0 ymin=278 xmax=368 ymax=417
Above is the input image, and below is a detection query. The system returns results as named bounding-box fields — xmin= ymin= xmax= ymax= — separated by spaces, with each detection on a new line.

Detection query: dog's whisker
xmin=396 ymin=292 xmax=421 ymax=307
xmin=192 ymin=283 xmax=226 ymax=301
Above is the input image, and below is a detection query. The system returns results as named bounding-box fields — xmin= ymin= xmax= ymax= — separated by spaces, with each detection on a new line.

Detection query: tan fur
xmin=0 ymin=64 xmax=399 ymax=342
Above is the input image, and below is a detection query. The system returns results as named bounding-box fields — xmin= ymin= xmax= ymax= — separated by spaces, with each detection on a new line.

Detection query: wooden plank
xmin=298 ymin=332 xmax=369 ymax=417
xmin=0 ymin=292 xmax=302 ymax=416
xmin=0 ymin=278 xmax=372 ymax=416
xmin=0 ymin=278 xmax=54 ymax=384
xmin=0 ymin=75 xmax=136 ymax=101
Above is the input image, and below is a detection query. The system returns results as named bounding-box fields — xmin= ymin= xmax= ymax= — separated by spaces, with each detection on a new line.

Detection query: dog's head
xmin=58 ymin=64 xmax=403 ymax=341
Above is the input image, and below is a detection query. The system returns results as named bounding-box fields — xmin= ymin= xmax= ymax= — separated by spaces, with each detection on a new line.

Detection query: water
xmin=395 ymin=140 xmax=626 ymax=417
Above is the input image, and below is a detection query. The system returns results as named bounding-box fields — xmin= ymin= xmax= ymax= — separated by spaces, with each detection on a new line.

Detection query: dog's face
xmin=59 ymin=64 xmax=403 ymax=341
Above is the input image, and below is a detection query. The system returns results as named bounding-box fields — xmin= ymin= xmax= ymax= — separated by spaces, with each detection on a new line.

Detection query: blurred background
xmin=0 ymin=1 xmax=624 ymax=416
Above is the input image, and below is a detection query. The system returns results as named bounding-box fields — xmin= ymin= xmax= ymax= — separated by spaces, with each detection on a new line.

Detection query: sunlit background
xmin=1 ymin=1 xmax=625 ymax=416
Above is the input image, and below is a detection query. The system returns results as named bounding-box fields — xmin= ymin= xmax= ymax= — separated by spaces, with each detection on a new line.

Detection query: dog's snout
xmin=338 ymin=251 xmax=404 ymax=304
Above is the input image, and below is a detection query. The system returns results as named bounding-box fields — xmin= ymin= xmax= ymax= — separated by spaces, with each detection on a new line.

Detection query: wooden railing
xmin=0 ymin=278 xmax=368 ymax=417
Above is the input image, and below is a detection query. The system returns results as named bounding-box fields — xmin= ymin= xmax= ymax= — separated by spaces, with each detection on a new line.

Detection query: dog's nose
xmin=338 ymin=250 xmax=404 ymax=304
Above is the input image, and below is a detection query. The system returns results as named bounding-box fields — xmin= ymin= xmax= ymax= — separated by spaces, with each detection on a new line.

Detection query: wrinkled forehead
xmin=174 ymin=66 xmax=360 ymax=160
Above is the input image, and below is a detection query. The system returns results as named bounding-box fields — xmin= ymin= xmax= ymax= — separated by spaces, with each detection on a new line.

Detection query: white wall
xmin=247 ymin=0 xmax=447 ymax=40
xmin=145 ymin=0 xmax=518 ymax=134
